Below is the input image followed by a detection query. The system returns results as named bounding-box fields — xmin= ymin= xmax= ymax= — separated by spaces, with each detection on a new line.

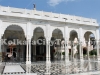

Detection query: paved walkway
xmin=3 ymin=65 xmax=25 ymax=73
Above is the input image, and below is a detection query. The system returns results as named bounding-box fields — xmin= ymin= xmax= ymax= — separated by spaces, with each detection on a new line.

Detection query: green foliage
xmin=62 ymin=52 xmax=65 ymax=55
xmin=89 ymin=49 xmax=97 ymax=55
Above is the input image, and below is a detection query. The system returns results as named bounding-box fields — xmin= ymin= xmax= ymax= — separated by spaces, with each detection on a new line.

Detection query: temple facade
xmin=0 ymin=6 xmax=99 ymax=64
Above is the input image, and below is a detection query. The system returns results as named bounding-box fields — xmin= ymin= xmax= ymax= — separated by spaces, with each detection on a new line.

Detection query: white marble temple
xmin=0 ymin=5 xmax=99 ymax=64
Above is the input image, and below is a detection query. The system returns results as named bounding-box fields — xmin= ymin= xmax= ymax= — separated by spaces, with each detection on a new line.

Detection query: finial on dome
xmin=33 ymin=4 xmax=36 ymax=10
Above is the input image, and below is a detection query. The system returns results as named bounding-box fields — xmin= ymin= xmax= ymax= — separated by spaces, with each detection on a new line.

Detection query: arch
xmin=84 ymin=31 xmax=95 ymax=41
xmin=52 ymin=28 xmax=63 ymax=39
xmin=84 ymin=30 xmax=96 ymax=38
xmin=69 ymin=30 xmax=78 ymax=41
xmin=83 ymin=31 xmax=95 ymax=56
xmin=2 ymin=25 xmax=26 ymax=62
xmin=51 ymin=29 xmax=64 ymax=61
xmin=2 ymin=24 xmax=26 ymax=36
xmin=33 ymin=26 xmax=45 ymax=33
xmin=52 ymin=28 xmax=64 ymax=37
xmin=2 ymin=25 xmax=25 ymax=40
xmin=31 ymin=27 xmax=45 ymax=61
xmin=34 ymin=27 xmax=44 ymax=32
xmin=33 ymin=27 xmax=44 ymax=39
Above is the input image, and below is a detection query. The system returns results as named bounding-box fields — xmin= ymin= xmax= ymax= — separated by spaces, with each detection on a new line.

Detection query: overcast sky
xmin=0 ymin=0 xmax=100 ymax=24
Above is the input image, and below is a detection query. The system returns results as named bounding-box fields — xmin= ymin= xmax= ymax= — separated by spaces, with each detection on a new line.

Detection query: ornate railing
xmin=0 ymin=6 xmax=98 ymax=26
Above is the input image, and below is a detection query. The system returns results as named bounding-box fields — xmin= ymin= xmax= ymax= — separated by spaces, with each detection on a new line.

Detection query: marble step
xmin=3 ymin=65 xmax=25 ymax=74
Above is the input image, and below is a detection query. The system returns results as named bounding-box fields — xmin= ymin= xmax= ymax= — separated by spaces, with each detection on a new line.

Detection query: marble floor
xmin=1 ymin=62 xmax=100 ymax=75
xmin=3 ymin=65 xmax=25 ymax=73
xmin=69 ymin=71 xmax=100 ymax=75
xmin=2 ymin=73 xmax=37 ymax=75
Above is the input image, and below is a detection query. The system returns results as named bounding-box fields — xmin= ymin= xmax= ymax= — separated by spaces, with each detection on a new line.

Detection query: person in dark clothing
xmin=13 ymin=52 xmax=16 ymax=58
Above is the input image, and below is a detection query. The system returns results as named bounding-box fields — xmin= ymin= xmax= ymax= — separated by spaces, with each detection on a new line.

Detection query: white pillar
xmin=96 ymin=28 xmax=100 ymax=61
xmin=46 ymin=38 xmax=51 ymax=64
xmin=0 ymin=20 xmax=3 ymax=62
xmin=46 ymin=24 xmax=51 ymax=64
xmin=65 ymin=39 xmax=69 ymax=62
xmin=64 ymin=26 xmax=69 ymax=62
xmin=87 ymin=39 xmax=90 ymax=60
xmin=79 ymin=28 xmax=83 ymax=61
xmin=26 ymin=38 xmax=31 ymax=64
xmin=79 ymin=40 xmax=83 ymax=60
xmin=45 ymin=24 xmax=51 ymax=74
xmin=46 ymin=40 xmax=50 ymax=75
xmin=95 ymin=28 xmax=100 ymax=70
xmin=29 ymin=39 xmax=31 ymax=62
xmin=26 ymin=64 xmax=31 ymax=73
xmin=96 ymin=40 xmax=99 ymax=59
xmin=78 ymin=28 xmax=84 ymax=71
xmin=26 ymin=39 xmax=29 ymax=64
xmin=45 ymin=39 xmax=51 ymax=75
xmin=0 ymin=34 xmax=2 ymax=62
xmin=87 ymin=39 xmax=91 ymax=70
xmin=26 ymin=22 xmax=32 ymax=64
xmin=48 ymin=40 xmax=51 ymax=62
xmin=46 ymin=39 xmax=49 ymax=63
xmin=64 ymin=26 xmax=69 ymax=74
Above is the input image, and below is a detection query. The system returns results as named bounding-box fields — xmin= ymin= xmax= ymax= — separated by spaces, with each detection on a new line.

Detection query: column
xmin=46 ymin=24 xmax=51 ymax=64
xmin=79 ymin=28 xmax=84 ymax=72
xmin=96 ymin=40 xmax=100 ymax=70
xmin=87 ymin=39 xmax=90 ymax=60
xmin=48 ymin=40 xmax=51 ymax=63
xmin=96 ymin=28 xmax=100 ymax=61
xmin=0 ymin=20 xmax=3 ymax=62
xmin=79 ymin=28 xmax=83 ymax=61
xmin=45 ymin=38 xmax=51 ymax=74
xmin=0 ymin=34 xmax=2 ymax=62
xmin=26 ymin=22 xmax=32 ymax=64
xmin=26 ymin=64 xmax=31 ymax=73
xmin=96 ymin=40 xmax=99 ymax=60
xmin=26 ymin=39 xmax=29 ymax=64
xmin=64 ymin=26 xmax=69 ymax=63
xmin=87 ymin=38 xmax=91 ymax=70
xmin=64 ymin=26 xmax=69 ymax=74
xmin=46 ymin=38 xmax=51 ymax=63
xmin=46 ymin=39 xmax=49 ymax=63
xmin=79 ymin=40 xmax=83 ymax=61
xmin=45 ymin=24 xmax=51 ymax=75
xmin=26 ymin=38 xmax=31 ymax=64
xmin=29 ymin=39 xmax=31 ymax=62
xmin=65 ymin=38 xmax=69 ymax=62
xmin=96 ymin=28 xmax=100 ymax=70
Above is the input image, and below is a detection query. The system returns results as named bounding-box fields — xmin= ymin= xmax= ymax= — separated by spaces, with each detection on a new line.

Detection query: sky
xmin=0 ymin=0 xmax=100 ymax=24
